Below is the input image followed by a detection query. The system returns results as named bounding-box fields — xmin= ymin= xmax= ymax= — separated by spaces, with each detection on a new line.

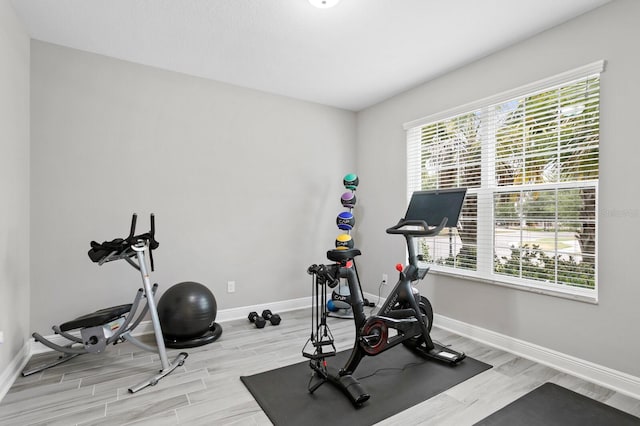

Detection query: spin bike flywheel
xmin=361 ymin=318 xmax=389 ymax=355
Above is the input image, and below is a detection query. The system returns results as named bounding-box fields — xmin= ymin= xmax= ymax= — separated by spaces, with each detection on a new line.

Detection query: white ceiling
xmin=11 ymin=0 xmax=611 ymax=111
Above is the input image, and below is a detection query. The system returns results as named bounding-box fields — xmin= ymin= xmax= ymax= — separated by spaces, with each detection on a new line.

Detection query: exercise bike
xmin=23 ymin=214 xmax=188 ymax=393
xmin=304 ymin=188 xmax=467 ymax=406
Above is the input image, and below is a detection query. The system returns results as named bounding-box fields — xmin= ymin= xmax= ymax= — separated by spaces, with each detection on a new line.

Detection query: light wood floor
xmin=2 ymin=308 xmax=640 ymax=425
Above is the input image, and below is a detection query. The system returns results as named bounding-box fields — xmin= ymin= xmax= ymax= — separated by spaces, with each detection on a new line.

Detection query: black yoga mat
xmin=241 ymin=348 xmax=491 ymax=426
xmin=475 ymin=382 xmax=640 ymax=426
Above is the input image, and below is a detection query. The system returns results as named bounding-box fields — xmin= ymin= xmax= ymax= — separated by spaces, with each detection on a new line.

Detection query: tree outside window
xmin=410 ymin=74 xmax=599 ymax=292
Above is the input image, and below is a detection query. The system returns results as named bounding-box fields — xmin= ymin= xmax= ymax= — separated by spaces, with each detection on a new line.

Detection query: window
xmin=405 ymin=61 xmax=603 ymax=301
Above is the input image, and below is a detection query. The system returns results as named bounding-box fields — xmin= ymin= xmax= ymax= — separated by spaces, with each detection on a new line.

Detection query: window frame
xmin=404 ymin=61 xmax=604 ymax=303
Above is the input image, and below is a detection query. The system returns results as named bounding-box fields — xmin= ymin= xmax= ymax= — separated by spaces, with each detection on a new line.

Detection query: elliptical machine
xmin=24 ymin=214 xmax=188 ymax=393
xmin=304 ymin=188 xmax=467 ymax=406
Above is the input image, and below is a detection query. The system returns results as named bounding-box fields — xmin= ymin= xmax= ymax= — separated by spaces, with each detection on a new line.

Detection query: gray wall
xmin=30 ymin=41 xmax=356 ymax=334
xmin=356 ymin=0 xmax=640 ymax=377
xmin=10 ymin=0 xmax=640 ymax=386
xmin=0 ymin=0 xmax=30 ymax=375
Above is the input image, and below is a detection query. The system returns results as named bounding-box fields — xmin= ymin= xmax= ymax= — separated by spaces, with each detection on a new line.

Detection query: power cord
xmin=356 ymin=361 xmax=423 ymax=381
xmin=366 ymin=279 xmax=386 ymax=315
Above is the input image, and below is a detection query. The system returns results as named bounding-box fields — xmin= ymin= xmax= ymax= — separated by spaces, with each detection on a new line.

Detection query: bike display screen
xmin=404 ymin=188 xmax=467 ymax=228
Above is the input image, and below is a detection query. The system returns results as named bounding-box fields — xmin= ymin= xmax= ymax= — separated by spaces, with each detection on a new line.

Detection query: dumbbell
xmin=261 ymin=309 xmax=281 ymax=326
xmin=248 ymin=312 xmax=266 ymax=328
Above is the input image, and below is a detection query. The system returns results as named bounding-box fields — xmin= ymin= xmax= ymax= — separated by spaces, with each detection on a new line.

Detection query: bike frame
xmin=334 ymin=247 xmax=432 ymax=375
xmin=305 ymin=188 xmax=469 ymax=406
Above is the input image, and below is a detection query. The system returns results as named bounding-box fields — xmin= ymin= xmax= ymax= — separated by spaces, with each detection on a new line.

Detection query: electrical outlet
xmin=227 ymin=281 xmax=236 ymax=293
xmin=382 ymin=274 xmax=388 ymax=285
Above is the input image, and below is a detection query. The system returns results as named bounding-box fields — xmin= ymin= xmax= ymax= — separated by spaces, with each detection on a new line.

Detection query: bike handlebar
xmin=385 ymin=217 xmax=448 ymax=237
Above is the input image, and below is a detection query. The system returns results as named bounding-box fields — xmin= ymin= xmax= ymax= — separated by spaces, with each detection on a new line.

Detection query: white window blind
xmin=405 ymin=61 xmax=603 ymax=301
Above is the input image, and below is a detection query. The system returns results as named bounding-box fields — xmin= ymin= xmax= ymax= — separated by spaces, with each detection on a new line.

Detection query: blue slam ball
xmin=336 ymin=211 xmax=355 ymax=231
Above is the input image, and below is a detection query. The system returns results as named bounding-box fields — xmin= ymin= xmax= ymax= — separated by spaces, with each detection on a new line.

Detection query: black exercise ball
xmin=157 ymin=281 xmax=217 ymax=340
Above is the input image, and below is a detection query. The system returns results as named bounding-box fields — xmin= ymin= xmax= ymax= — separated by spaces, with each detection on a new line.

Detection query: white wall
xmin=356 ymin=0 xmax=640 ymax=377
xmin=30 ymin=41 xmax=356 ymax=334
xmin=0 ymin=0 xmax=30 ymax=379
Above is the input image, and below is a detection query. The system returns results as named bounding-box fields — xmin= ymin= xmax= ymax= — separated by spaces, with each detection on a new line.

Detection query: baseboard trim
xmin=0 ymin=342 xmax=31 ymax=402
xmin=30 ymin=296 xmax=313 ymax=355
xmin=134 ymin=296 xmax=313 ymax=330
xmin=434 ymin=313 xmax=640 ymax=400
xmin=215 ymin=296 xmax=312 ymax=323
xmin=14 ymin=296 xmax=640 ymax=403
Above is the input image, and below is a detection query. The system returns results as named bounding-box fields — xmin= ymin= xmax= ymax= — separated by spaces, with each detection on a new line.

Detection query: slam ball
xmin=341 ymin=192 xmax=356 ymax=208
xmin=335 ymin=234 xmax=354 ymax=249
xmin=336 ymin=211 xmax=355 ymax=231
xmin=343 ymin=173 xmax=359 ymax=190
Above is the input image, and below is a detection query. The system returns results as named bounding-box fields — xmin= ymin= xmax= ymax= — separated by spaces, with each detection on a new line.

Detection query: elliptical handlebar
xmin=128 ymin=213 xmax=138 ymax=240
xmin=88 ymin=213 xmax=159 ymax=269
xmin=385 ymin=217 xmax=448 ymax=237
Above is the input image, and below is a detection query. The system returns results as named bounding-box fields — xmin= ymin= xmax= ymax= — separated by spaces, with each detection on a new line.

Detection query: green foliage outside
xmin=417 ymin=77 xmax=599 ymax=289
xmin=494 ymin=244 xmax=595 ymax=288
xmin=435 ymin=245 xmax=477 ymax=271
xmin=422 ymin=240 xmax=594 ymax=289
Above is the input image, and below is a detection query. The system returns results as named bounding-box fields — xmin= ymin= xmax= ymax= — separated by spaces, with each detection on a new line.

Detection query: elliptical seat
xmin=59 ymin=304 xmax=132 ymax=332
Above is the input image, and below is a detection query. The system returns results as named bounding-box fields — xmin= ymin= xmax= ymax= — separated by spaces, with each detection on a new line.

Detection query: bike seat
xmin=326 ymin=248 xmax=361 ymax=263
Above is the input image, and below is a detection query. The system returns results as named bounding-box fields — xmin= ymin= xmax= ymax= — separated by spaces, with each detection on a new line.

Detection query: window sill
xmin=427 ymin=268 xmax=598 ymax=304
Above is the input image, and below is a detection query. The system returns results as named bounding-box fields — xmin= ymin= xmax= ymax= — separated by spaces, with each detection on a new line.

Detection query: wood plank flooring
xmin=1 ymin=308 xmax=639 ymax=425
